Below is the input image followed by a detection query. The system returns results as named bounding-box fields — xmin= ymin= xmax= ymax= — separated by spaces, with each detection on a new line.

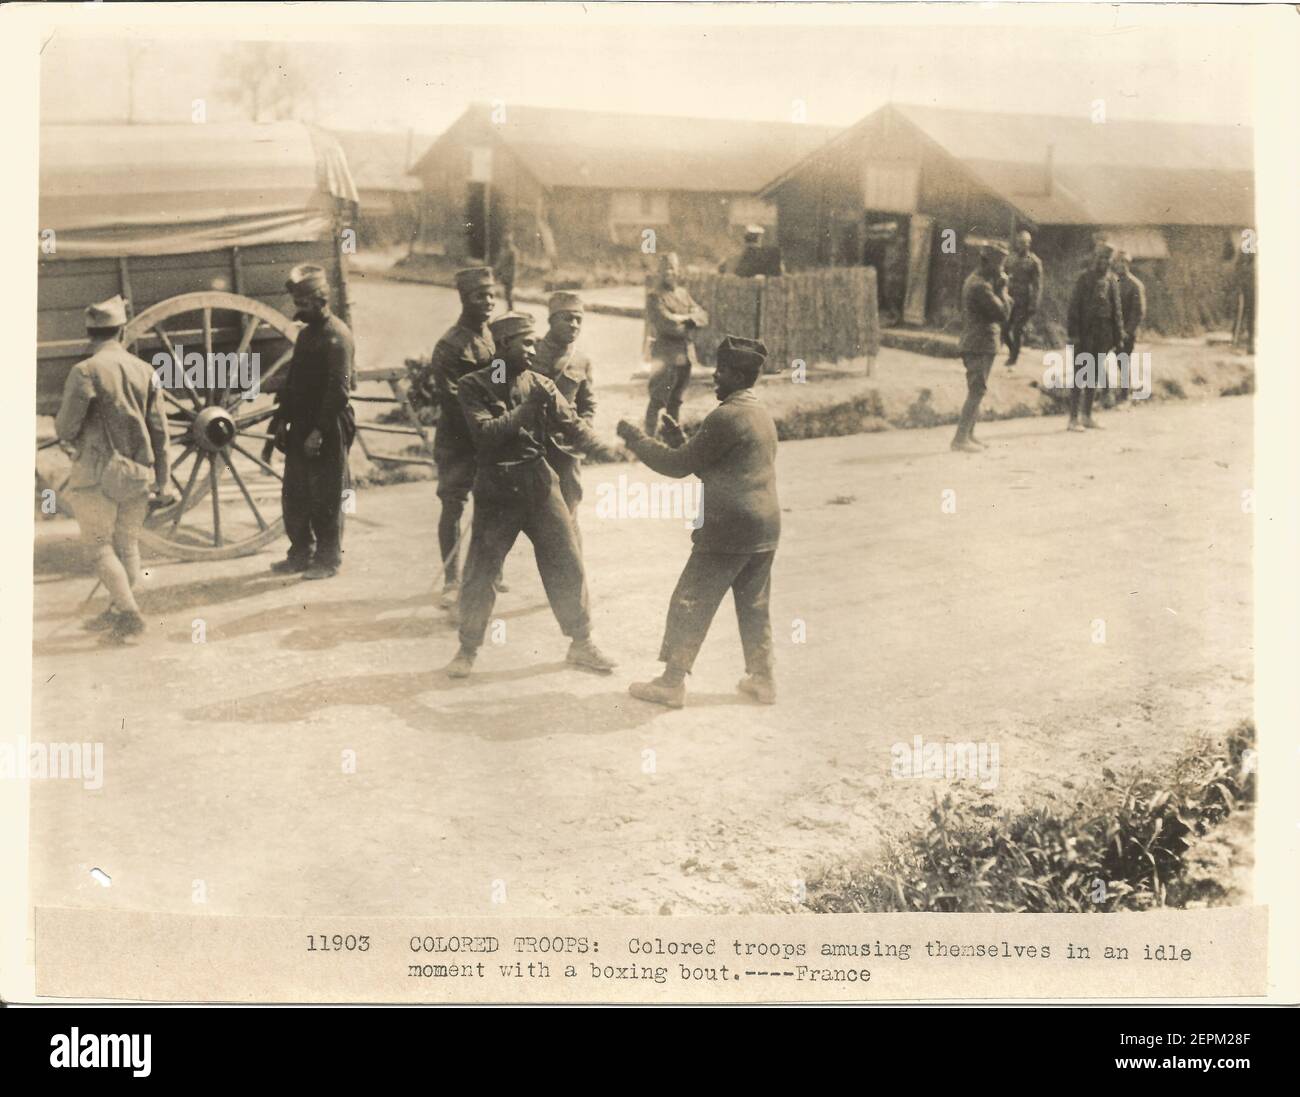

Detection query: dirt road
xmin=29 ymin=396 xmax=1252 ymax=916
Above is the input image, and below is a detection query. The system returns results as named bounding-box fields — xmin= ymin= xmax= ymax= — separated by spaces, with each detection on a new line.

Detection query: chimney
xmin=1044 ymin=143 xmax=1055 ymax=197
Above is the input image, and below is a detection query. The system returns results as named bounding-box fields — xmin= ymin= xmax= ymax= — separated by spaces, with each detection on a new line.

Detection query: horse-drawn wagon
xmin=37 ymin=121 xmax=361 ymax=561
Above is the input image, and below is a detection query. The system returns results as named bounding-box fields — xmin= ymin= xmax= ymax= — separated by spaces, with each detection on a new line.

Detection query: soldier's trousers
xmin=458 ymin=458 xmax=591 ymax=652
xmin=1004 ymin=301 xmax=1031 ymax=362
xmin=283 ymin=443 xmax=350 ymax=568
xmin=435 ymin=446 xmax=476 ymax=584
xmin=1068 ymin=342 xmax=1109 ymax=421
xmin=954 ymin=354 xmax=995 ymax=443
xmin=547 ymin=450 xmax=584 ymax=545
xmin=645 ymin=362 xmax=691 ymax=434
xmin=659 ymin=549 xmax=776 ymax=677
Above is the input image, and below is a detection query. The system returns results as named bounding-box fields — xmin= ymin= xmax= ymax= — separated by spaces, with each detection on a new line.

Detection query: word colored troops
xmin=269 ymin=264 xmax=356 ymax=579
xmin=56 ymin=294 xmax=171 ymax=642
xmin=446 ymin=312 xmax=617 ymax=680
xmin=618 ymin=335 xmax=780 ymax=708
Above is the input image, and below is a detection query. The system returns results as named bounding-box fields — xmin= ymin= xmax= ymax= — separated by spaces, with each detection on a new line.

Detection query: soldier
xmin=1003 ymin=229 xmax=1043 ymax=367
xmin=617 ymin=335 xmax=780 ymax=709
xmin=1111 ymin=250 xmax=1146 ymax=404
xmin=952 ymin=242 xmax=1011 ymax=453
xmin=446 ymin=313 xmax=617 ymax=680
xmin=644 ymin=252 xmax=708 ymax=436
xmin=494 ymin=229 xmax=519 ymax=311
xmin=269 ymin=264 xmax=356 ymax=580
xmin=1066 ymin=243 xmax=1125 ymax=431
xmin=56 ymin=295 xmax=170 ymax=642
xmin=722 ymin=225 xmax=784 ymax=278
xmin=530 ymin=291 xmax=596 ymax=524
xmin=422 ymin=267 xmax=498 ymax=608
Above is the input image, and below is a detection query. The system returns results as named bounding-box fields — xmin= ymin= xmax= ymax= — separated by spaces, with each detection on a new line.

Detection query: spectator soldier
xmin=530 ymin=291 xmax=597 ymax=525
xmin=644 ymin=252 xmax=708 ymax=437
xmin=269 ymin=264 xmax=356 ymax=580
xmin=55 ymin=295 xmax=170 ymax=642
xmin=952 ymin=242 xmax=1011 ymax=453
xmin=618 ymin=335 xmax=780 ymax=709
xmin=494 ymin=229 xmax=519 ymax=311
xmin=1066 ymin=243 xmax=1125 ymax=430
xmin=1003 ymin=229 xmax=1042 ymax=367
xmin=446 ymin=313 xmax=617 ymax=680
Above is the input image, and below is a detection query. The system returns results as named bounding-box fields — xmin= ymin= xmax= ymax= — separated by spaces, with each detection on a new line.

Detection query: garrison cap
xmin=548 ymin=291 xmax=585 ymax=317
xmin=743 ymin=224 xmax=766 ymax=241
xmin=286 ymin=264 xmax=329 ymax=295
xmin=659 ymin=251 xmax=681 ymax=272
xmin=1094 ymin=242 xmax=1116 ymax=258
xmin=455 ymin=266 xmax=496 ymax=297
xmin=716 ymin=334 xmax=767 ymax=378
xmin=85 ymin=294 xmax=127 ymax=328
xmin=488 ymin=312 xmax=536 ymax=342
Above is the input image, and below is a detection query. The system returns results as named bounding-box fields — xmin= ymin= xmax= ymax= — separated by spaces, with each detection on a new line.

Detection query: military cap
xmin=658 ymin=251 xmax=681 ymax=272
xmin=1094 ymin=242 xmax=1116 ymax=258
xmin=488 ymin=312 xmax=536 ymax=343
xmin=548 ymin=291 xmax=585 ymax=317
xmin=286 ymin=264 xmax=329 ymax=295
xmin=85 ymin=295 xmax=127 ymax=328
xmin=1114 ymin=249 xmax=1132 ymax=263
xmin=455 ymin=267 xmax=496 ymax=296
xmin=716 ymin=334 xmax=767 ymax=377
xmin=980 ymin=241 xmax=1009 ymax=259
xmin=743 ymin=224 xmax=766 ymax=241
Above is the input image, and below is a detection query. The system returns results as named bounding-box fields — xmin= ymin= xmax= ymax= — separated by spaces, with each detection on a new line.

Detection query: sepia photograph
xmin=2 ymin=1 xmax=1297 ymax=1015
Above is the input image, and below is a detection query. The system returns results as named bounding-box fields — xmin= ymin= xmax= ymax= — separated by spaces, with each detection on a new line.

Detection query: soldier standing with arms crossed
xmin=952 ymin=242 xmax=1011 ymax=453
xmin=644 ymin=252 xmax=708 ymax=437
xmin=530 ymin=291 xmax=597 ymax=527
xmin=618 ymin=335 xmax=780 ymax=709
xmin=446 ymin=313 xmax=618 ymax=680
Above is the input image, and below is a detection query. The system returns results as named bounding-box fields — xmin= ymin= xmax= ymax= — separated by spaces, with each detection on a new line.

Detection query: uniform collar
xmin=458 ymin=312 xmax=490 ymax=337
xmin=722 ymin=387 xmax=759 ymax=407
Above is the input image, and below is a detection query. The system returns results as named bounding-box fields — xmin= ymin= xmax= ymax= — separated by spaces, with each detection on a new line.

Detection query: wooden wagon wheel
xmin=123 ymin=291 xmax=300 ymax=562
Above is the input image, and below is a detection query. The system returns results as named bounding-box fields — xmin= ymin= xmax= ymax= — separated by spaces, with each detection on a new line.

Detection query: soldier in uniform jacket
xmin=644 ymin=252 xmax=708 ymax=436
xmin=529 ymin=291 xmax=596 ymax=523
xmin=1003 ymin=230 xmax=1043 ymax=367
xmin=1066 ymin=243 xmax=1124 ymax=430
xmin=952 ymin=243 xmax=1011 ymax=453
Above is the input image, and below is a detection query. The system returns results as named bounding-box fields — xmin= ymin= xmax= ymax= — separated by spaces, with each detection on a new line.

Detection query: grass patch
xmin=805 ymin=720 xmax=1255 ymax=913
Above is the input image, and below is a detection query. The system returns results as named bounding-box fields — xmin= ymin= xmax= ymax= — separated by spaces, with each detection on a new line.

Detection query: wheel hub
xmin=191 ymin=406 xmax=237 ymax=452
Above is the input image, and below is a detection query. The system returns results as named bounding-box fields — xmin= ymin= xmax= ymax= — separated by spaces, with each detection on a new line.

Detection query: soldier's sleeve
xmin=315 ymin=330 xmax=352 ymax=434
xmin=1066 ymin=276 xmax=1084 ymax=341
xmin=1031 ymin=256 xmax=1043 ymax=311
xmin=545 ymin=380 xmax=609 ymax=456
xmin=144 ymin=374 xmax=171 ymax=488
xmin=55 ymin=362 xmax=95 ymax=443
xmin=1134 ymin=280 xmax=1147 ymax=329
xmin=1110 ymin=280 xmax=1125 ymax=348
xmin=973 ymin=281 xmax=1010 ymax=323
xmin=647 ymin=291 xmax=687 ymax=338
xmin=575 ymin=360 xmax=597 ymax=424
xmin=459 ymin=372 xmax=534 ymax=447
xmin=626 ymin=409 xmax=731 ymax=479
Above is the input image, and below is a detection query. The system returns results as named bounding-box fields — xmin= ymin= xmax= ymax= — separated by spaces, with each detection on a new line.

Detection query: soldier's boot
xmin=1067 ymin=418 xmax=1085 ymax=432
xmin=629 ymin=676 xmax=686 ymax=709
xmin=304 ymin=564 xmax=338 ymax=580
xmin=82 ymin=608 xmax=122 ymax=632
xmin=737 ymin=674 xmax=777 ymax=705
xmin=1081 ymin=417 xmax=1103 ymax=430
xmin=951 ymin=439 xmax=982 ymax=453
xmin=966 ymin=431 xmax=989 ymax=449
xmin=106 ymin=609 xmax=146 ymax=644
xmin=567 ymin=638 xmax=617 ymax=674
xmin=270 ymin=556 xmax=312 ymax=575
xmin=439 ymin=581 xmax=460 ymax=609
xmin=445 ymin=647 xmax=476 ymax=679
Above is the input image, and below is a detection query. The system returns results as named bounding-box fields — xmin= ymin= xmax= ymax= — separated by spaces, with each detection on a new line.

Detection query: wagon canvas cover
xmin=40 ymin=122 xmax=358 ymax=258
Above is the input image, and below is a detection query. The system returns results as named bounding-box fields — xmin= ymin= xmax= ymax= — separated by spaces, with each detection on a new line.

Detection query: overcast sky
xmin=40 ymin=19 xmax=1255 ymax=141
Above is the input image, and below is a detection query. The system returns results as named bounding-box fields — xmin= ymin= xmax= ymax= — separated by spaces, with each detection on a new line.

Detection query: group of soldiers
xmin=952 ymin=231 xmax=1146 ymax=452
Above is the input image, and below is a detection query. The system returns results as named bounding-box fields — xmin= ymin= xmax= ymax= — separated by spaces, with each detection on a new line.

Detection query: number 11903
xmin=306 ymin=934 xmax=370 ymax=952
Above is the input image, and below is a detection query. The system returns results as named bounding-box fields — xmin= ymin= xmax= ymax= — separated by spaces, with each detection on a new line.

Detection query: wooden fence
xmin=682 ymin=266 xmax=881 ymax=373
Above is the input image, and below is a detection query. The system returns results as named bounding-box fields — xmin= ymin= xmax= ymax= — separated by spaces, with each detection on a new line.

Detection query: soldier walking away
xmin=1112 ymin=249 xmax=1146 ymax=403
xmin=952 ymin=242 xmax=1011 ymax=453
xmin=422 ymin=267 xmax=498 ymax=608
xmin=55 ymin=295 xmax=170 ymax=643
xmin=644 ymin=252 xmax=708 ymax=437
xmin=1003 ymin=229 xmax=1042 ymax=367
xmin=268 ymin=265 xmax=356 ymax=580
xmin=618 ymin=335 xmax=780 ymax=709
xmin=530 ymin=291 xmax=597 ymax=527
xmin=445 ymin=313 xmax=618 ymax=680
xmin=1066 ymin=243 xmax=1124 ymax=431
xmin=494 ymin=229 xmax=519 ymax=311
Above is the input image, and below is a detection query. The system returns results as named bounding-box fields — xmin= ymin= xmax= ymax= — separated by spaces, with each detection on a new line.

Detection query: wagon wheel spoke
xmin=209 ymin=450 xmax=223 ymax=546
xmin=161 ymin=388 xmax=196 ymax=419
xmin=153 ymin=324 xmax=204 ymax=411
xmin=231 ymin=440 xmax=283 ymax=481
xmin=220 ymin=450 xmax=269 ymax=532
xmin=235 ymin=406 xmax=279 ymax=430
xmin=259 ymin=345 xmax=295 ymax=391
xmin=170 ymin=452 xmax=207 ymax=534
xmin=235 ymin=315 xmax=260 ymax=358
xmin=203 ymin=307 xmax=218 ymax=406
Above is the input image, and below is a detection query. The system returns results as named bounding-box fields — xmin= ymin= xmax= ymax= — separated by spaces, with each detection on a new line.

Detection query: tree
xmin=217 ymin=42 xmax=317 ymax=123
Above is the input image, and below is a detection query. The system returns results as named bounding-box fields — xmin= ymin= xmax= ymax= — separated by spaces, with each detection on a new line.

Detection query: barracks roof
xmin=761 ymin=102 xmax=1254 ymax=227
xmin=413 ymin=103 xmax=841 ymax=194
xmin=329 ymin=129 xmax=428 ymax=195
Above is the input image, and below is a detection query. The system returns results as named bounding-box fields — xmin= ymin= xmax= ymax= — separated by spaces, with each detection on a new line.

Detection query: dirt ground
xmin=29 ymin=393 xmax=1252 ymax=917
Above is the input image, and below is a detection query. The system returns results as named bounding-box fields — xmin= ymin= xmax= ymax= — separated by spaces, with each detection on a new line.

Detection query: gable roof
xmin=763 ymin=102 xmax=1254 ymax=226
xmin=414 ymin=103 xmax=840 ymax=194
xmin=329 ymin=129 xmax=427 ymax=193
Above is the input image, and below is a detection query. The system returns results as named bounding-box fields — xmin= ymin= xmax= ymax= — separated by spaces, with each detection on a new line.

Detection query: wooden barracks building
xmin=759 ymin=102 xmax=1255 ymax=335
xmin=410 ymin=102 xmax=838 ymax=269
